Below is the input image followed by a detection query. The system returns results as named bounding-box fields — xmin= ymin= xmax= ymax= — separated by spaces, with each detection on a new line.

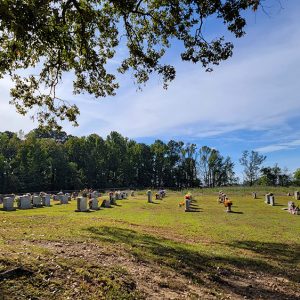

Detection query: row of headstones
xmin=252 ymin=191 xmax=300 ymax=200
xmin=3 ymin=194 xmax=52 ymax=211
xmin=147 ymin=190 xmax=166 ymax=203
xmin=2 ymin=190 xmax=132 ymax=212
xmin=76 ymin=191 xmax=129 ymax=212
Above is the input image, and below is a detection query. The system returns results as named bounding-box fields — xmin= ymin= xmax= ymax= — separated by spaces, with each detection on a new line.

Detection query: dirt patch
xmin=3 ymin=239 xmax=299 ymax=300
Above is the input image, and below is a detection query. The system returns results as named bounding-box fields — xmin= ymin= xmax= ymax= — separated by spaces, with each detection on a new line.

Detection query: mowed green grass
xmin=0 ymin=188 xmax=299 ymax=299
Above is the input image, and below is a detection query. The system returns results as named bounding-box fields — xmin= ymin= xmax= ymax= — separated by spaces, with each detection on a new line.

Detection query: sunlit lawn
xmin=0 ymin=188 xmax=299 ymax=299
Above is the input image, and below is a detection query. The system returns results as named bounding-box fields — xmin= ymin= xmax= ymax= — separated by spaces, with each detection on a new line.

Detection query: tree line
xmin=0 ymin=129 xmax=299 ymax=193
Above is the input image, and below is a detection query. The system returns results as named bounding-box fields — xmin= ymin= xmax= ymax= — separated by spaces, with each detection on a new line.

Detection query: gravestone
xmin=265 ymin=193 xmax=270 ymax=204
xmin=60 ymin=195 xmax=68 ymax=205
xmin=105 ymin=198 xmax=111 ymax=208
xmin=147 ymin=190 xmax=152 ymax=203
xmin=76 ymin=197 xmax=89 ymax=212
xmin=3 ymin=197 xmax=15 ymax=211
xmin=252 ymin=192 xmax=257 ymax=199
xmin=269 ymin=195 xmax=275 ymax=206
xmin=33 ymin=196 xmax=42 ymax=207
xmin=131 ymin=191 xmax=135 ymax=197
xmin=288 ymin=201 xmax=294 ymax=212
xmin=90 ymin=197 xmax=99 ymax=210
xmin=92 ymin=191 xmax=99 ymax=199
xmin=109 ymin=192 xmax=116 ymax=205
xmin=185 ymin=198 xmax=191 ymax=212
xmin=294 ymin=191 xmax=300 ymax=200
xmin=66 ymin=193 xmax=71 ymax=201
xmin=42 ymin=194 xmax=51 ymax=206
xmin=19 ymin=195 xmax=32 ymax=209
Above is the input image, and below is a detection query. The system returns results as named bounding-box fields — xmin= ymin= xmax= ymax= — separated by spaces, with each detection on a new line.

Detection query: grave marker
xmin=33 ymin=196 xmax=42 ymax=207
xmin=269 ymin=195 xmax=275 ymax=206
xmin=76 ymin=197 xmax=89 ymax=212
xmin=90 ymin=197 xmax=99 ymax=210
xmin=294 ymin=191 xmax=300 ymax=200
xmin=59 ymin=194 xmax=68 ymax=205
xmin=19 ymin=195 xmax=32 ymax=209
xmin=42 ymin=195 xmax=51 ymax=206
xmin=265 ymin=193 xmax=270 ymax=204
xmin=3 ymin=197 xmax=15 ymax=211
xmin=147 ymin=190 xmax=152 ymax=203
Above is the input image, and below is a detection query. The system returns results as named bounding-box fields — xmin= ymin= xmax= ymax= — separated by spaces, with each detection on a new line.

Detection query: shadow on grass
xmin=228 ymin=240 xmax=300 ymax=265
xmin=85 ymin=226 xmax=299 ymax=298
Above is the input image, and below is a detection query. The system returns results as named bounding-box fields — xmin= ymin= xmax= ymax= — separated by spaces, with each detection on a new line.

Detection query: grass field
xmin=0 ymin=188 xmax=299 ymax=299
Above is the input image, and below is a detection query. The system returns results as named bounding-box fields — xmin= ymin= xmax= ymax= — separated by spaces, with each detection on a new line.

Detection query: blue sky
xmin=0 ymin=0 xmax=299 ymax=179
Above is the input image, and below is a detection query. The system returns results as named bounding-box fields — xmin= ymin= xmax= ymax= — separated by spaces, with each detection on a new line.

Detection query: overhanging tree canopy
xmin=0 ymin=0 xmax=262 ymax=129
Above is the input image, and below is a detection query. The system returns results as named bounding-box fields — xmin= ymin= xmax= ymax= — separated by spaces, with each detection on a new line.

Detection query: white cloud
xmin=256 ymin=139 xmax=300 ymax=153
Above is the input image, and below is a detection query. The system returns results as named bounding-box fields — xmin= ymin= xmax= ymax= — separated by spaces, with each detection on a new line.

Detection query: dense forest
xmin=0 ymin=129 xmax=298 ymax=193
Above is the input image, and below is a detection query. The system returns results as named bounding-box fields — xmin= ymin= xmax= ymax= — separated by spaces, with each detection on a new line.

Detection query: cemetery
xmin=0 ymin=187 xmax=299 ymax=300
xmin=0 ymin=0 xmax=299 ymax=298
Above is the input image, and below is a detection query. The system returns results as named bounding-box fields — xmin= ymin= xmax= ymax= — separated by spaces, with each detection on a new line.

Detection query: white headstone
xmin=3 ymin=197 xmax=15 ymax=211
xmin=265 ymin=194 xmax=270 ymax=204
xmin=294 ymin=191 xmax=300 ymax=200
xmin=269 ymin=195 xmax=275 ymax=206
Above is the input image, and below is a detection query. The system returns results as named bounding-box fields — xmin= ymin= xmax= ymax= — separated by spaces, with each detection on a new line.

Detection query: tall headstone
xmin=294 ymin=191 xmax=300 ymax=200
xmin=252 ymin=192 xmax=257 ymax=199
xmin=269 ymin=195 xmax=275 ymax=206
xmin=265 ymin=193 xmax=270 ymax=204
xmin=147 ymin=190 xmax=152 ymax=203
xmin=3 ymin=197 xmax=15 ymax=211
xmin=185 ymin=198 xmax=191 ymax=212
xmin=76 ymin=197 xmax=89 ymax=212
xmin=19 ymin=195 xmax=32 ymax=209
